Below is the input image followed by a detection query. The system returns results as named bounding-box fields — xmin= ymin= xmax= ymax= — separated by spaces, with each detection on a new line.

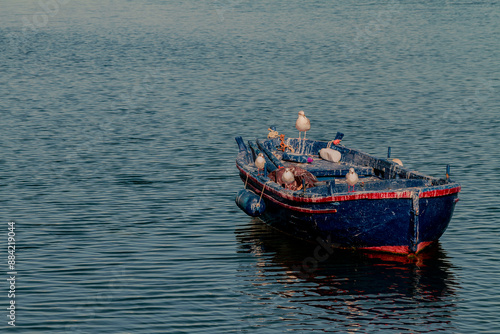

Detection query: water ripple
xmin=1 ymin=1 xmax=499 ymax=332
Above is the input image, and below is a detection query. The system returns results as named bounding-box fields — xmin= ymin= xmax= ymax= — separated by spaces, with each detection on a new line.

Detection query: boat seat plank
xmin=281 ymin=157 xmax=374 ymax=177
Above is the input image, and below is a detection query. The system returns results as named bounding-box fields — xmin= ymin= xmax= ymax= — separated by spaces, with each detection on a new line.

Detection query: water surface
xmin=1 ymin=0 xmax=499 ymax=332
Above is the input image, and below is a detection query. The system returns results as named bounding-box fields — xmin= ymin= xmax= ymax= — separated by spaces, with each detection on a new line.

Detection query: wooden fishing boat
xmin=235 ymin=130 xmax=461 ymax=255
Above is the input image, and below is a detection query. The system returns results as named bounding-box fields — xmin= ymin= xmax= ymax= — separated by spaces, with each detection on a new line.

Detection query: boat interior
xmin=237 ymin=136 xmax=446 ymax=195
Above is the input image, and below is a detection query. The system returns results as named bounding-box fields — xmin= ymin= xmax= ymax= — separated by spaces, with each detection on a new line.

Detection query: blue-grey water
xmin=1 ymin=1 xmax=499 ymax=333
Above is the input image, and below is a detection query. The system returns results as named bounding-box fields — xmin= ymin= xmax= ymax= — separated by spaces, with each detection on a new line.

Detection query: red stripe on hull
xmin=360 ymin=241 xmax=435 ymax=255
xmin=237 ymin=165 xmax=461 ymax=204
xmin=246 ymin=182 xmax=338 ymax=214
xmin=420 ymin=187 xmax=462 ymax=198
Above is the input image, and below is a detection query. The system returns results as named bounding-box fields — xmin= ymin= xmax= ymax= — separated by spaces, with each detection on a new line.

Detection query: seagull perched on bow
xmin=255 ymin=153 xmax=266 ymax=175
xmin=295 ymin=110 xmax=311 ymax=141
xmin=345 ymin=168 xmax=358 ymax=192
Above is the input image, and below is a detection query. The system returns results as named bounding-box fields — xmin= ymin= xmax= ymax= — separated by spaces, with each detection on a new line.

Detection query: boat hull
xmin=235 ymin=136 xmax=461 ymax=255
xmin=243 ymin=173 xmax=459 ymax=255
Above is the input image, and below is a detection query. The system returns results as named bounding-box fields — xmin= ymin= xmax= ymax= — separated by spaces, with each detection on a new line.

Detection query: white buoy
xmin=295 ymin=110 xmax=311 ymax=140
xmin=282 ymin=168 xmax=295 ymax=184
xmin=255 ymin=153 xmax=266 ymax=175
xmin=319 ymin=148 xmax=342 ymax=163
xmin=346 ymin=168 xmax=359 ymax=192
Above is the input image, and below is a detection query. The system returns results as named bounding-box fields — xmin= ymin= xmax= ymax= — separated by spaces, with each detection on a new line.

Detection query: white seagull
xmin=345 ymin=168 xmax=359 ymax=192
xmin=282 ymin=168 xmax=295 ymax=184
xmin=295 ymin=110 xmax=311 ymax=141
xmin=391 ymin=158 xmax=403 ymax=166
xmin=255 ymin=153 xmax=266 ymax=175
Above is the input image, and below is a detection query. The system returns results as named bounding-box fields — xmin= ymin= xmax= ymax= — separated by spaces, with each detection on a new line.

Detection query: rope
xmin=267 ymin=128 xmax=279 ymax=139
xmin=258 ymin=181 xmax=271 ymax=207
xmin=244 ymin=173 xmax=249 ymax=189
xmin=327 ymin=139 xmax=341 ymax=148
xmin=279 ymin=134 xmax=294 ymax=152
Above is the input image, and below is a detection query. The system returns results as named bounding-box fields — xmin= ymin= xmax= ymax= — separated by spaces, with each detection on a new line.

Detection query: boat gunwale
xmin=236 ymin=162 xmax=461 ymax=204
xmin=244 ymin=181 xmax=339 ymax=214
xmin=235 ymin=136 xmax=461 ymax=255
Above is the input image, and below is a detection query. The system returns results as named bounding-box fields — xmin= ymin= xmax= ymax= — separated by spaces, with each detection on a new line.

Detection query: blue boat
xmin=235 ymin=131 xmax=461 ymax=255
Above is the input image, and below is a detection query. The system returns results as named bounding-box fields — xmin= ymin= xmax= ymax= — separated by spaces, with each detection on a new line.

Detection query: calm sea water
xmin=1 ymin=0 xmax=499 ymax=333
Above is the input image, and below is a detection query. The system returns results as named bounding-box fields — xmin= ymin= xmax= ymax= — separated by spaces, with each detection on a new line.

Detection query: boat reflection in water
xmin=235 ymin=219 xmax=460 ymax=332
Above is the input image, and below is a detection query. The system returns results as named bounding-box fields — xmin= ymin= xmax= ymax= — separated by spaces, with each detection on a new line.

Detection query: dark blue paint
xmin=282 ymin=152 xmax=312 ymax=164
xmin=256 ymin=139 xmax=285 ymax=169
xmin=247 ymin=140 xmax=276 ymax=173
xmin=236 ymin=136 xmax=461 ymax=254
xmin=235 ymin=189 xmax=266 ymax=217
xmin=235 ymin=136 xmax=248 ymax=152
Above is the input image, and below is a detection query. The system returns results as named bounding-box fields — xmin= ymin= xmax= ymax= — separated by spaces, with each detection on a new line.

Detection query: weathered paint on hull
xmin=245 ymin=178 xmax=458 ymax=255
xmin=235 ymin=136 xmax=461 ymax=255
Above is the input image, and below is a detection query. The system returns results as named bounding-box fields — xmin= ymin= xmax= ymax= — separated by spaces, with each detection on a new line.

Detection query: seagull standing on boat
xmin=346 ymin=168 xmax=359 ymax=192
xmin=255 ymin=153 xmax=266 ymax=175
xmin=295 ymin=110 xmax=311 ymax=141
xmin=282 ymin=168 xmax=295 ymax=184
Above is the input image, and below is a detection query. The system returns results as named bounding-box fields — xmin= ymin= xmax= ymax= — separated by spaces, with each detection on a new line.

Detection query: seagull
xmin=255 ymin=153 xmax=266 ymax=175
xmin=345 ymin=168 xmax=359 ymax=192
xmin=295 ymin=110 xmax=311 ymax=141
xmin=391 ymin=158 xmax=403 ymax=166
xmin=282 ymin=168 xmax=295 ymax=185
